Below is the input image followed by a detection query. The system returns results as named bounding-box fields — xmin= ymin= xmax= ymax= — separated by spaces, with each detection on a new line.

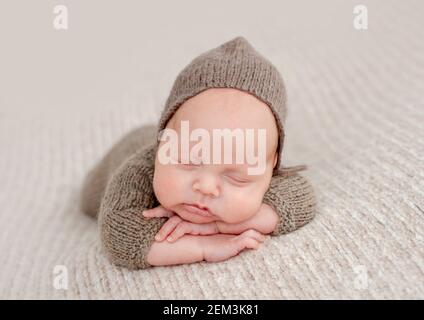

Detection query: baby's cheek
xmin=153 ymin=166 xmax=182 ymax=205
xmin=224 ymin=189 xmax=262 ymax=223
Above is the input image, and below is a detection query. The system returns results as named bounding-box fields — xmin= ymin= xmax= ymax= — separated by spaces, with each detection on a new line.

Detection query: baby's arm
xmin=146 ymin=234 xmax=204 ymax=266
xmin=147 ymin=230 xmax=266 ymax=267
xmin=98 ymin=144 xmax=168 ymax=270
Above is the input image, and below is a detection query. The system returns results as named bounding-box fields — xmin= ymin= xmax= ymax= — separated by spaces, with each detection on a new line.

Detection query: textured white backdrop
xmin=0 ymin=0 xmax=423 ymax=299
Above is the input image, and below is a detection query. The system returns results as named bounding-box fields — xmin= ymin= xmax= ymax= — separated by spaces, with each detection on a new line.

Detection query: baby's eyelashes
xmin=224 ymin=174 xmax=250 ymax=185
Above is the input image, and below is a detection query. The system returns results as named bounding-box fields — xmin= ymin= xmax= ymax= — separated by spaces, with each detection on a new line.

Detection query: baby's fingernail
xmin=167 ymin=236 xmax=173 ymax=242
xmin=155 ymin=234 xmax=161 ymax=240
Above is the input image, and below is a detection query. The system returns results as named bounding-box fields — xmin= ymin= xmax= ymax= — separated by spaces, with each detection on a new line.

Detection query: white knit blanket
xmin=0 ymin=0 xmax=423 ymax=299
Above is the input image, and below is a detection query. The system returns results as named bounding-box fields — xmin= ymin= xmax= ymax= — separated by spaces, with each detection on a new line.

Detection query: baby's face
xmin=153 ymin=88 xmax=278 ymax=224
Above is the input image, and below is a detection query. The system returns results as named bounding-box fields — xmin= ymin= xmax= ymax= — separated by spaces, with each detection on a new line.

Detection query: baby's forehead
xmin=166 ymin=89 xmax=278 ymax=161
xmin=170 ymin=88 xmax=278 ymax=137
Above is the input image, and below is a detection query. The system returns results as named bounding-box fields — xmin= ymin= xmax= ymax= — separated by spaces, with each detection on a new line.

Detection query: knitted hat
xmin=157 ymin=36 xmax=288 ymax=175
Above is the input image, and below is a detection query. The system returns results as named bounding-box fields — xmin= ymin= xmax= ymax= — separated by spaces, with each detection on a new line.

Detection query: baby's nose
xmin=192 ymin=175 xmax=220 ymax=198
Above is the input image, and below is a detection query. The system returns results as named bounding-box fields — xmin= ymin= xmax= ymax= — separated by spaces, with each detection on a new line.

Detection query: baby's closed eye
xmin=224 ymin=174 xmax=250 ymax=184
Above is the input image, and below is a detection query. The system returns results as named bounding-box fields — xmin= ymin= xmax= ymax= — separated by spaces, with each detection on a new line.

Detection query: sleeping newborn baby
xmin=80 ymin=36 xmax=316 ymax=269
xmin=148 ymin=87 xmax=283 ymax=264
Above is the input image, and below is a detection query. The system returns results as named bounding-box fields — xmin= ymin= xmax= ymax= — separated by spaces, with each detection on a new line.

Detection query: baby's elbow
xmin=99 ymin=212 xmax=152 ymax=270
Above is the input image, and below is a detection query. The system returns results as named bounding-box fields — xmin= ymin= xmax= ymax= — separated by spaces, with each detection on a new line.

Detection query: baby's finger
xmin=142 ymin=206 xmax=174 ymax=218
xmin=232 ymin=235 xmax=259 ymax=253
xmin=166 ymin=222 xmax=192 ymax=242
xmin=155 ymin=215 xmax=182 ymax=241
xmin=167 ymin=222 xmax=219 ymax=242
xmin=243 ymin=238 xmax=260 ymax=250
xmin=242 ymin=229 xmax=267 ymax=242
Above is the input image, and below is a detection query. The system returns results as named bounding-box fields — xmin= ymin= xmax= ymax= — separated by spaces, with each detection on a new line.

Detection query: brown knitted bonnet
xmin=157 ymin=36 xmax=288 ymax=175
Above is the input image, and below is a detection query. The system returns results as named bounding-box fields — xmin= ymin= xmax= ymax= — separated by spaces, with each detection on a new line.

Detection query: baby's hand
xmin=142 ymin=205 xmax=219 ymax=242
xmin=201 ymin=229 xmax=267 ymax=263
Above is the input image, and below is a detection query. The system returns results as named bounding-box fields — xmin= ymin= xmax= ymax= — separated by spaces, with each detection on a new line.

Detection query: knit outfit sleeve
xmin=262 ymin=165 xmax=317 ymax=236
xmin=97 ymin=142 xmax=166 ymax=270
